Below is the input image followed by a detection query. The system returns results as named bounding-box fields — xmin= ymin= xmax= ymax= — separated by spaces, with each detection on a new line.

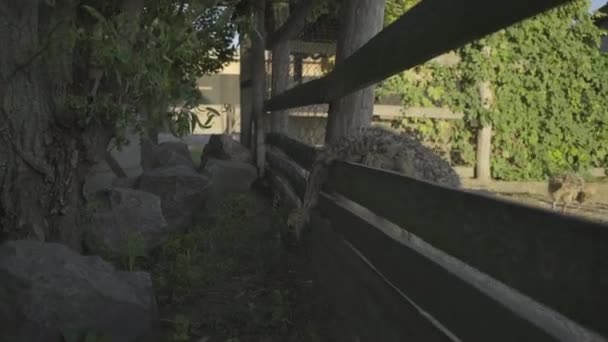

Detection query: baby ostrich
xmin=287 ymin=126 xmax=461 ymax=240
xmin=548 ymin=172 xmax=594 ymax=213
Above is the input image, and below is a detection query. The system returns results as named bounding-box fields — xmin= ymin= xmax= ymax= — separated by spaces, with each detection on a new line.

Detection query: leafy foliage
xmin=384 ymin=0 xmax=420 ymax=26
xmin=380 ymin=0 xmax=608 ymax=180
xmin=69 ymin=1 xmax=239 ymax=144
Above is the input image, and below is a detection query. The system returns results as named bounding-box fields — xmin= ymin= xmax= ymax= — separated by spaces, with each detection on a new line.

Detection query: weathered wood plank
xmin=325 ymin=161 xmax=608 ymax=337
xmin=319 ymin=193 xmax=607 ymax=341
xmin=286 ymin=104 xmax=464 ymax=120
xmin=264 ymin=77 xmax=328 ymax=112
xmin=265 ymin=0 xmax=572 ymax=111
xmin=266 ymin=147 xmax=308 ymax=199
xmin=265 ymin=133 xmax=317 ymax=170
xmin=306 ymin=212 xmax=450 ymax=342
xmin=267 ymin=169 xmax=301 ymax=210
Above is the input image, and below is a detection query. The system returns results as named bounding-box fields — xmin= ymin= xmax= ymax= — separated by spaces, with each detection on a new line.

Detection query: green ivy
xmin=380 ymin=0 xmax=608 ymax=180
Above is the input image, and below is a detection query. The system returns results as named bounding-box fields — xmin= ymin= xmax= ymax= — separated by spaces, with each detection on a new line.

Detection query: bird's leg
xmin=562 ymin=202 xmax=567 ymax=213
xmin=551 ymin=201 xmax=556 ymax=210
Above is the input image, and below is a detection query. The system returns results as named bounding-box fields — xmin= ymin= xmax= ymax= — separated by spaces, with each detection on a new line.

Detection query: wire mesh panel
xmin=265 ymin=2 xmax=338 ymax=144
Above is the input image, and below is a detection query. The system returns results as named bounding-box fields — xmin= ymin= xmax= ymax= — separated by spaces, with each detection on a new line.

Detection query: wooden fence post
xmin=475 ymin=47 xmax=494 ymax=183
xmin=293 ymin=53 xmax=303 ymax=85
xmin=270 ymin=0 xmax=291 ymax=133
xmin=252 ymin=0 xmax=267 ymax=175
xmin=476 ymin=123 xmax=492 ymax=182
xmin=239 ymin=37 xmax=253 ymax=147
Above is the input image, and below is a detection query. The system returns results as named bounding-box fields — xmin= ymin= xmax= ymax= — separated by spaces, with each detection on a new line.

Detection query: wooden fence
xmin=266 ymin=133 xmax=608 ymax=341
xmin=241 ymin=0 xmax=608 ymax=340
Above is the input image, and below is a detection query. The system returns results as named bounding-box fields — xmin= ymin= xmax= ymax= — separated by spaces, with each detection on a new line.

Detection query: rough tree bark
xmin=324 ymin=0 xmax=385 ymax=143
xmin=270 ymin=0 xmax=290 ymax=133
xmin=0 ymin=0 xmax=143 ymax=250
xmin=1 ymin=1 xmax=85 ymax=247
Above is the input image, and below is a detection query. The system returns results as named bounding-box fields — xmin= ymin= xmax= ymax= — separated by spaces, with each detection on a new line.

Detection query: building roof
xmin=595 ymin=3 xmax=608 ymax=28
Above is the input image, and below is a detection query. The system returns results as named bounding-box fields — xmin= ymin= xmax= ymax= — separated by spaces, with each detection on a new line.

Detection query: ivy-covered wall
xmin=378 ymin=0 xmax=608 ymax=181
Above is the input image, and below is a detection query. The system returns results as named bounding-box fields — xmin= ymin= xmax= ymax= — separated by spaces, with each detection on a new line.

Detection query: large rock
xmin=141 ymin=139 xmax=195 ymax=171
xmin=203 ymin=158 xmax=257 ymax=196
xmin=200 ymin=134 xmax=252 ymax=170
xmin=112 ymin=176 xmax=140 ymax=189
xmin=85 ymin=188 xmax=169 ymax=256
xmin=0 ymin=240 xmax=159 ymax=342
xmin=158 ymin=141 xmax=192 ymax=160
xmin=137 ymin=165 xmax=212 ymax=229
xmin=141 ymin=137 xmax=157 ymax=171
xmin=201 ymin=159 xmax=258 ymax=215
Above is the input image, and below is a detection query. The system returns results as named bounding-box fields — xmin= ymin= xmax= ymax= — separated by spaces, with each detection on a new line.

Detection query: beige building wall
xmin=192 ymin=55 xmax=329 ymax=135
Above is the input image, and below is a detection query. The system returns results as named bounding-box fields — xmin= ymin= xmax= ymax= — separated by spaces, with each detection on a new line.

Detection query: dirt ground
xmin=151 ymin=185 xmax=339 ymax=342
xmin=482 ymin=190 xmax=608 ymax=225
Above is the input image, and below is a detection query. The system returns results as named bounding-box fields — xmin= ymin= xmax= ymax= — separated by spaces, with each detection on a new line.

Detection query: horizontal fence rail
xmin=326 ymin=161 xmax=608 ymax=338
xmin=317 ymin=193 xmax=604 ymax=341
xmin=265 ymin=0 xmax=573 ymax=112
xmin=265 ymin=133 xmax=608 ymax=341
xmin=265 ymin=132 xmax=318 ymax=170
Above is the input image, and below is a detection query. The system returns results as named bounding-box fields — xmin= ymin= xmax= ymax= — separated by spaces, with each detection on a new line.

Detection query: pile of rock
xmin=197 ymin=134 xmax=257 ymax=214
xmin=0 ymin=134 xmax=258 ymax=341
xmin=0 ymin=240 xmax=159 ymax=341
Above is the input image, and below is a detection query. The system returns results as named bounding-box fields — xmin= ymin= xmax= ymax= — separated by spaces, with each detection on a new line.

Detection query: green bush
xmin=380 ymin=0 xmax=608 ymax=180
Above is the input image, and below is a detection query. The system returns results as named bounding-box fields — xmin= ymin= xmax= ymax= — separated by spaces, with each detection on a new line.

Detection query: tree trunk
xmin=325 ymin=0 xmax=385 ymax=143
xmin=0 ymin=0 xmax=142 ymax=250
xmin=270 ymin=0 xmax=290 ymax=133
xmin=1 ymin=2 xmax=84 ymax=248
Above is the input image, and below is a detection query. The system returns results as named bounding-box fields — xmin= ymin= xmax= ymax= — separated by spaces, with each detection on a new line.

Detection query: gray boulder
xmin=141 ymin=139 xmax=195 ymax=171
xmin=85 ymin=188 xmax=169 ymax=256
xmin=112 ymin=176 xmax=140 ymax=189
xmin=137 ymin=165 xmax=212 ymax=229
xmin=0 ymin=240 xmax=159 ymax=342
xmin=156 ymin=149 xmax=195 ymax=169
xmin=200 ymin=134 xmax=252 ymax=170
xmin=158 ymin=141 xmax=192 ymax=160
xmin=203 ymin=158 xmax=257 ymax=195
xmin=141 ymin=137 xmax=157 ymax=171
xmin=200 ymin=159 xmax=257 ymax=216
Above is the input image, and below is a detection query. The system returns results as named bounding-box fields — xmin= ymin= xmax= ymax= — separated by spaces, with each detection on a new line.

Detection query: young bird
xmin=287 ymin=126 xmax=461 ymax=240
xmin=548 ymin=172 xmax=594 ymax=213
